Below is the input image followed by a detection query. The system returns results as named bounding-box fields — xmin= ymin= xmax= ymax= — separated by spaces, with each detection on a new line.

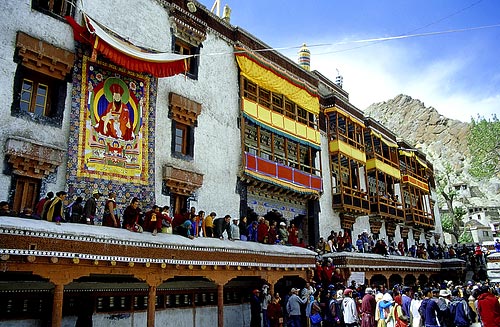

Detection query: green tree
xmin=458 ymin=230 xmax=473 ymax=244
xmin=436 ymin=163 xmax=467 ymax=241
xmin=468 ymin=114 xmax=500 ymax=178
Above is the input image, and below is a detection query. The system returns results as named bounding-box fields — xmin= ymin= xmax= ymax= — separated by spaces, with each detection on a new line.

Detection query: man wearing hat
xmin=286 ymin=287 xmax=306 ymax=327
xmin=83 ymin=190 xmax=102 ymax=225
xmin=437 ymin=289 xmax=452 ymax=327
xmin=342 ymin=288 xmax=359 ymax=327
xmin=250 ymin=288 xmax=262 ymax=327
xmin=360 ymin=287 xmax=375 ymax=327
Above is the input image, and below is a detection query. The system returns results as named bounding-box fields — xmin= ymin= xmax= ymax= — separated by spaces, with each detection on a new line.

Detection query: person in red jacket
xmin=257 ymin=217 xmax=269 ymax=243
xmin=476 ymin=286 xmax=500 ymax=327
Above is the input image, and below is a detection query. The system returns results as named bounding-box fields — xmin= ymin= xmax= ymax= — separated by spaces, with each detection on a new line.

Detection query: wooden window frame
xmin=20 ymin=78 xmax=50 ymax=116
xmin=31 ymin=0 xmax=76 ymax=18
xmin=297 ymin=106 xmax=308 ymax=126
xmin=173 ymin=38 xmax=200 ymax=80
xmin=172 ymin=121 xmax=193 ymax=158
xmin=12 ymin=66 xmax=66 ymax=125
xmin=174 ymin=123 xmax=189 ymax=155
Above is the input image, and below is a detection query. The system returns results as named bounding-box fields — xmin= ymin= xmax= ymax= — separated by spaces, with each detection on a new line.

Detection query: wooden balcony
xmin=332 ymin=186 xmax=370 ymax=215
xmin=405 ymin=207 xmax=434 ymax=228
xmin=369 ymin=195 xmax=405 ymax=222
xmin=244 ymin=152 xmax=322 ymax=192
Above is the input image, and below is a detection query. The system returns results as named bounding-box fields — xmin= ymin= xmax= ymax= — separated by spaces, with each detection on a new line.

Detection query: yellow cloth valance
xmin=324 ymin=107 xmax=365 ymax=128
xmin=366 ymin=158 xmax=401 ymax=179
xmin=235 ymin=52 xmax=319 ymax=115
xmin=399 ymin=149 xmax=428 ymax=169
xmin=370 ymin=130 xmax=398 ymax=148
xmin=399 ymin=149 xmax=415 ymax=157
xmin=416 ymin=156 xmax=428 ymax=169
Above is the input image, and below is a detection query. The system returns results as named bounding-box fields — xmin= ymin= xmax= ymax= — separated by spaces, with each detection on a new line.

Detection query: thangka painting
xmin=77 ymin=56 xmax=150 ymax=184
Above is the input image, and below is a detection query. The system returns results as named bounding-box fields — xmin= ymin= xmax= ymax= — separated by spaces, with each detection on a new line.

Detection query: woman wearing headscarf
xmin=375 ymin=292 xmax=394 ymax=327
xmin=393 ymin=295 xmax=409 ymax=327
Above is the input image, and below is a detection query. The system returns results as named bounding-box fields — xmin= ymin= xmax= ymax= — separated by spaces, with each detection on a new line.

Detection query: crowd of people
xmin=2 ymin=192 xmax=500 ymax=264
xmin=316 ymin=230 xmax=494 ymax=266
xmin=0 ymin=192 xmax=311 ymax=246
xmin=250 ymin=277 xmax=500 ymax=327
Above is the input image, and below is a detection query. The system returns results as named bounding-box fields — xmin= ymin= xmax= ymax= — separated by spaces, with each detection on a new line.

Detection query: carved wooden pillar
xmin=141 ymin=274 xmax=167 ymax=327
xmin=210 ymin=275 xmax=231 ymax=327
xmin=147 ymin=285 xmax=157 ymax=327
xmin=51 ymin=283 xmax=64 ymax=327
xmin=217 ymin=283 xmax=224 ymax=327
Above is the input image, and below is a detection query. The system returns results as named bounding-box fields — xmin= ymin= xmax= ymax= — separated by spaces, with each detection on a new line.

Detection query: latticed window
xmin=174 ymin=123 xmax=189 ymax=155
xmin=243 ymin=79 xmax=257 ymax=101
xmin=20 ymin=78 xmax=49 ymax=116
xmin=241 ymin=77 xmax=317 ymax=128
xmin=259 ymin=88 xmax=271 ymax=109
xmin=272 ymin=93 xmax=283 ymax=114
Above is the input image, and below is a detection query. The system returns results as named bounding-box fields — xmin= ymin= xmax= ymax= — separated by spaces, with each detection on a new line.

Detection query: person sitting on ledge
xmin=0 ymin=201 xmax=17 ymax=217
xmin=143 ymin=205 xmax=162 ymax=236
xmin=122 ymin=197 xmax=143 ymax=233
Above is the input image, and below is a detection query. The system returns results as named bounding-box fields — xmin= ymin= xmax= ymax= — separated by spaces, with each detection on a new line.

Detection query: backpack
xmin=335 ymin=299 xmax=344 ymax=324
xmin=325 ymin=299 xmax=337 ymax=322
xmin=450 ymin=300 xmax=470 ymax=326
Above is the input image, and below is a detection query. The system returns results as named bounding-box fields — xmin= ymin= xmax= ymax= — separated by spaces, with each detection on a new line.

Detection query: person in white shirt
xmin=342 ymin=288 xmax=359 ymax=327
xmin=409 ymin=291 xmax=422 ymax=327
xmin=230 ymin=218 xmax=240 ymax=240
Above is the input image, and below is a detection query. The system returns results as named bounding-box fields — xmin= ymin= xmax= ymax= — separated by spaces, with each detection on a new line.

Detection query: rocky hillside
xmin=364 ymin=94 xmax=500 ymax=208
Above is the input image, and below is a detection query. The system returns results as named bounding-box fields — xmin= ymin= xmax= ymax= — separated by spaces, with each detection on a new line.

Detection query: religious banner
xmin=77 ymin=56 xmax=150 ymax=184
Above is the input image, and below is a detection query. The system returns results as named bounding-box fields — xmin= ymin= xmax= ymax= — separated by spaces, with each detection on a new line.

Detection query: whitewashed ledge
xmin=0 ymin=216 xmax=317 ymax=259
xmin=321 ymin=250 xmax=466 ymax=272
xmin=323 ymin=251 xmax=466 ymax=263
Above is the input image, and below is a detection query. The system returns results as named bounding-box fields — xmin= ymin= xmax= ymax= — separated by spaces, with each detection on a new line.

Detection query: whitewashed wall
xmin=3 ymin=303 xmax=251 ymax=327
xmin=0 ymin=0 xmax=75 ymax=199
xmin=318 ymin=131 xmax=342 ymax=237
xmin=157 ymin=33 xmax=241 ymax=217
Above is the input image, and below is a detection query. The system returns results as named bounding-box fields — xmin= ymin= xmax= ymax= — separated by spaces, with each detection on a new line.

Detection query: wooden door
xmin=13 ymin=176 xmax=40 ymax=214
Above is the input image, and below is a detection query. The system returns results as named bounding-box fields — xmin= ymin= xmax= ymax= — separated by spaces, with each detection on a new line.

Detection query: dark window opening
xmin=11 ymin=66 xmax=66 ymax=127
xmin=171 ymin=121 xmax=193 ymax=159
xmin=173 ymin=38 xmax=200 ymax=80
xmin=32 ymin=0 xmax=76 ymax=18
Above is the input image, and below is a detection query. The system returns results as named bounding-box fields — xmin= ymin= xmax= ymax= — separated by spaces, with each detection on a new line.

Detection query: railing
xmin=332 ymin=186 xmax=370 ymax=213
xmin=369 ymin=195 xmax=405 ymax=221
xmin=405 ymin=207 xmax=434 ymax=227
xmin=244 ymin=152 xmax=322 ymax=191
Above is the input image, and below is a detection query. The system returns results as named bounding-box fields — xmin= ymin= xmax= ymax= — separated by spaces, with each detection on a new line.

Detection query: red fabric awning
xmin=66 ymin=16 xmax=189 ymax=77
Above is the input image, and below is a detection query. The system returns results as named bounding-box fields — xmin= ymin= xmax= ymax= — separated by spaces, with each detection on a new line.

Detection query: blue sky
xmin=198 ymin=0 xmax=500 ymax=122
